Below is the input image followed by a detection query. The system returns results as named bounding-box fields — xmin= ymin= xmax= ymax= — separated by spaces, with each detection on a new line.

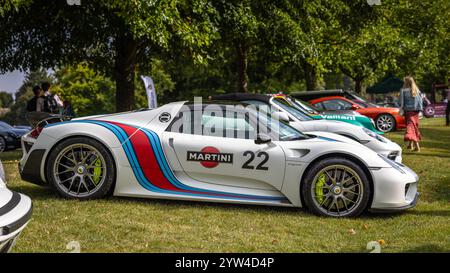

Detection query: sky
xmin=0 ymin=70 xmax=25 ymax=94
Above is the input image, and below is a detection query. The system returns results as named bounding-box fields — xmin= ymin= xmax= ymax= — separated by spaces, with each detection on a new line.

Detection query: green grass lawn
xmin=1 ymin=118 xmax=449 ymax=253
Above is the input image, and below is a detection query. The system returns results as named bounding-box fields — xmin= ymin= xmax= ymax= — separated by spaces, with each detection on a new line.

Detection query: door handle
xmin=168 ymin=138 xmax=174 ymax=149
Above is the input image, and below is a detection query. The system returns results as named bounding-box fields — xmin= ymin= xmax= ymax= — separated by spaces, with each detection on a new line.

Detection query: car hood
xmin=296 ymin=119 xmax=362 ymax=133
xmin=279 ymin=131 xmax=392 ymax=168
xmin=304 ymin=131 xmax=362 ymax=146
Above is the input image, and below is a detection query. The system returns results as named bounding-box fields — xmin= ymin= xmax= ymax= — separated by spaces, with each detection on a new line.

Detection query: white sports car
xmin=0 ymin=161 xmax=32 ymax=253
xmin=19 ymin=101 xmax=418 ymax=217
xmin=211 ymin=93 xmax=402 ymax=162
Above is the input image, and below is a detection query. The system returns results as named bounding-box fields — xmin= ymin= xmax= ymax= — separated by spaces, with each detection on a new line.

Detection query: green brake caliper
xmin=315 ymin=173 xmax=326 ymax=204
xmin=92 ymin=159 xmax=102 ymax=185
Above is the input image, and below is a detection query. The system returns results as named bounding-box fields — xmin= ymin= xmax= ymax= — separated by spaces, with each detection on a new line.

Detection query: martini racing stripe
xmin=59 ymin=120 xmax=288 ymax=202
xmin=112 ymin=121 xmax=287 ymax=201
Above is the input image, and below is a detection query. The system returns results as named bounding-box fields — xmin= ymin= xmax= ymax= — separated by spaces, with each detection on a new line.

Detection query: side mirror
xmin=351 ymin=104 xmax=361 ymax=110
xmin=272 ymin=111 xmax=290 ymax=123
xmin=254 ymin=134 xmax=271 ymax=145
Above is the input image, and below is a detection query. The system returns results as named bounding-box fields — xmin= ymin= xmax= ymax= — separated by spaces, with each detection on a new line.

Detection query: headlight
xmin=378 ymin=154 xmax=405 ymax=174
xmin=363 ymin=127 xmax=387 ymax=143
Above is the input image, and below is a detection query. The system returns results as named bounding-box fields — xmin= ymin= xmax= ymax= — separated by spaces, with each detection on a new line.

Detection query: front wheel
xmin=301 ymin=157 xmax=371 ymax=217
xmin=375 ymin=114 xmax=396 ymax=132
xmin=46 ymin=137 xmax=115 ymax=200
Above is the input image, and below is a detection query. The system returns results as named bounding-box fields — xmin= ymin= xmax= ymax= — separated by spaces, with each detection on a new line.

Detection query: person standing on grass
xmin=400 ymin=76 xmax=424 ymax=152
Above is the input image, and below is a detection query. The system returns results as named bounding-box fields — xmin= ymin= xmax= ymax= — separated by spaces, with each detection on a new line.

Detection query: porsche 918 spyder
xmin=19 ymin=101 xmax=418 ymax=217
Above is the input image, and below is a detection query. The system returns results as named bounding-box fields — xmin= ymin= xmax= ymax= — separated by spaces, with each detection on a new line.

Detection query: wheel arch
xmin=299 ymin=152 xmax=374 ymax=210
xmin=44 ymin=134 xmax=118 ymax=195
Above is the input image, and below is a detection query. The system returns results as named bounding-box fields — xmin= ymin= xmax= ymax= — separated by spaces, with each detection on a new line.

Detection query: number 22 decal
xmin=242 ymin=151 xmax=269 ymax=170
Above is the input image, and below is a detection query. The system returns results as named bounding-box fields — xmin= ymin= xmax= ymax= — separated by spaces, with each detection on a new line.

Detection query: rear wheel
xmin=46 ymin=137 xmax=115 ymax=200
xmin=301 ymin=157 xmax=371 ymax=217
xmin=375 ymin=114 xmax=396 ymax=132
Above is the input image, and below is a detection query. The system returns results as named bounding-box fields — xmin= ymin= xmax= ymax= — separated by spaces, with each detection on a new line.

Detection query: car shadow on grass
xmin=112 ymin=195 xmax=306 ymax=214
xmin=412 ymin=153 xmax=450 ymax=159
xmin=105 ymin=195 xmax=422 ymax=219
xmin=404 ymin=244 xmax=450 ymax=253
xmin=7 ymin=176 xmax=447 ymax=219
xmin=8 ymin=182 xmax=431 ymax=219
xmin=6 ymin=183 xmax=60 ymax=200
xmin=401 ymin=209 xmax=450 ymax=217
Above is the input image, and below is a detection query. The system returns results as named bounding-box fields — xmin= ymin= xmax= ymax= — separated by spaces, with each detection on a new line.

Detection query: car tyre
xmin=46 ymin=137 xmax=115 ymax=200
xmin=375 ymin=114 xmax=396 ymax=132
xmin=301 ymin=157 xmax=371 ymax=217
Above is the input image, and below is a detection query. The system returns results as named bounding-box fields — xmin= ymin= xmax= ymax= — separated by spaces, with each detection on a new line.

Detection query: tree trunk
xmin=303 ymin=61 xmax=319 ymax=91
xmin=115 ymin=32 xmax=138 ymax=112
xmin=354 ymin=78 xmax=363 ymax=94
xmin=236 ymin=42 xmax=248 ymax=93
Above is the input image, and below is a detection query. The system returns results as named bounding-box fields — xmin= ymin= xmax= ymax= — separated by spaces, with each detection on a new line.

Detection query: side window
xmin=338 ymin=100 xmax=353 ymax=110
xmin=321 ymin=100 xmax=341 ymax=110
xmin=166 ymin=109 xmax=256 ymax=139
xmin=322 ymin=99 xmax=352 ymax=110
xmin=313 ymin=102 xmax=325 ymax=110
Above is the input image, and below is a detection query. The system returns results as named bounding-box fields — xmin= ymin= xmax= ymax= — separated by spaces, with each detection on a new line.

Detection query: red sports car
xmin=309 ymin=96 xmax=406 ymax=132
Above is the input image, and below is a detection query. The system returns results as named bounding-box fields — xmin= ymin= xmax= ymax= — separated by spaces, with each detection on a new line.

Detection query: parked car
xmin=291 ymin=89 xmax=386 ymax=108
xmin=309 ymin=96 xmax=406 ymax=133
xmin=291 ymin=89 xmax=351 ymax=101
xmin=274 ymin=94 xmax=381 ymax=134
xmin=211 ymin=93 xmax=401 ymax=162
xmin=0 ymin=121 xmax=31 ymax=152
xmin=19 ymin=101 xmax=417 ymax=217
xmin=0 ymin=160 xmax=33 ymax=253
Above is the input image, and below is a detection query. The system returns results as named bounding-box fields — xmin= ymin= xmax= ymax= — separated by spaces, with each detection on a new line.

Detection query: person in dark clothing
xmin=26 ymin=86 xmax=49 ymax=112
xmin=62 ymin=100 xmax=76 ymax=117
xmin=42 ymin=82 xmax=63 ymax=114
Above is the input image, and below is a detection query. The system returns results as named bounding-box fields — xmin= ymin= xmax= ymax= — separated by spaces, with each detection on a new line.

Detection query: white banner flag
xmin=140 ymin=75 xmax=157 ymax=109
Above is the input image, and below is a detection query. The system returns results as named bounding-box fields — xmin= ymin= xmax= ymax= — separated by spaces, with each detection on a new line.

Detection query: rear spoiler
xmin=25 ymin=112 xmax=71 ymax=129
